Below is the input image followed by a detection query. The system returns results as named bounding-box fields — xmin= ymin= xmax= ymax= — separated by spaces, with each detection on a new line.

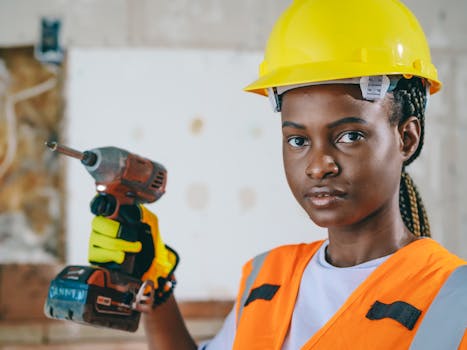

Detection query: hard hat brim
xmin=244 ymin=61 xmax=441 ymax=97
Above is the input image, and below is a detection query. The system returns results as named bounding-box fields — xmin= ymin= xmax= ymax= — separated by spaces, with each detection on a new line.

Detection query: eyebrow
xmin=282 ymin=117 xmax=367 ymax=130
xmin=282 ymin=121 xmax=306 ymax=129
xmin=326 ymin=117 xmax=368 ymax=129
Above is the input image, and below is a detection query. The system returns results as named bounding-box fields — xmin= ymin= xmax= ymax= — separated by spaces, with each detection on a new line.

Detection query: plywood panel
xmin=0 ymin=46 xmax=65 ymax=263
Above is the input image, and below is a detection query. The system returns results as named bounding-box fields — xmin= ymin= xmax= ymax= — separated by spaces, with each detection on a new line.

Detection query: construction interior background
xmin=0 ymin=0 xmax=467 ymax=349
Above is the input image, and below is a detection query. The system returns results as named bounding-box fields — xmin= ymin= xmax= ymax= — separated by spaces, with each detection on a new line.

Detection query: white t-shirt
xmin=200 ymin=241 xmax=391 ymax=349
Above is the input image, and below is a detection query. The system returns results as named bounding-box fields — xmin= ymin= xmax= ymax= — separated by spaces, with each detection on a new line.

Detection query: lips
xmin=304 ymin=187 xmax=346 ymax=208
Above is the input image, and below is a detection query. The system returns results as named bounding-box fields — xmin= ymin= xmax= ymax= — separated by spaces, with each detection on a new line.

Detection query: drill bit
xmin=45 ymin=141 xmax=84 ymax=161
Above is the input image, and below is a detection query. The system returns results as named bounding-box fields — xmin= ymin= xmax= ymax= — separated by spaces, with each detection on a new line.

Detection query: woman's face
xmin=281 ymin=84 xmax=407 ymax=229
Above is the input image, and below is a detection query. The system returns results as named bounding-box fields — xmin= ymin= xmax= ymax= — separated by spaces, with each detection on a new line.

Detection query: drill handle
xmin=90 ymin=194 xmax=137 ymax=275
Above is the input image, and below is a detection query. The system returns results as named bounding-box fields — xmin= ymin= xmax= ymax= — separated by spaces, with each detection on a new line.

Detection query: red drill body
xmin=45 ymin=142 xmax=167 ymax=217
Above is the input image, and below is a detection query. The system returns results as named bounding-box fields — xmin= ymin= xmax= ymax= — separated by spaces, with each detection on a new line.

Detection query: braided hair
xmin=390 ymin=77 xmax=431 ymax=237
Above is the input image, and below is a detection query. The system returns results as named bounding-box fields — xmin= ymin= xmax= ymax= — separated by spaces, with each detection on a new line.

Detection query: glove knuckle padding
xmin=89 ymin=215 xmax=142 ymax=266
xmin=92 ymin=216 xmax=120 ymax=238
xmin=89 ymin=245 xmax=125 ymax=264
xmin=90 ymin=228 xmax=142 ymax=252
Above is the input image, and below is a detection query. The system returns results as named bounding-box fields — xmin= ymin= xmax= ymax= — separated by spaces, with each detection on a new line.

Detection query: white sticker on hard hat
xmin=359 ymin=75 xmax=390 ymax=100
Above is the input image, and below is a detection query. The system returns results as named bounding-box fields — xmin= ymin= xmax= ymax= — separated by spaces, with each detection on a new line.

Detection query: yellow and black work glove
xmin=88 ymin=194 xmax=179 ymax=306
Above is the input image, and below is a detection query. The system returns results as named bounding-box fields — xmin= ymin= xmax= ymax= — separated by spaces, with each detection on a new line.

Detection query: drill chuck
xmin=81 ymin=151 xmax=97 ymax=166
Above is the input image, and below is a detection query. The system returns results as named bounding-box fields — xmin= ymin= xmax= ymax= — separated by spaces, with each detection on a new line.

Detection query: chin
xmin=306 ymin=209 xmax=361 ymax=229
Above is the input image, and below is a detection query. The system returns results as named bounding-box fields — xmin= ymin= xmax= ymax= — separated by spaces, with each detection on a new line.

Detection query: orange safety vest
xmin=233 ymin=239 xmax=467 ymax=350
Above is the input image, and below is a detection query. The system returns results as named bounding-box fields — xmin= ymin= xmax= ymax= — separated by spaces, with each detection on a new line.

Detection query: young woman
xmin=88 ymin=0 xmax=467 ymax=349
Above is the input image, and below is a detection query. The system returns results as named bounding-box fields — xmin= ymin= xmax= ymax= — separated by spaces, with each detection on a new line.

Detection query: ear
xmin=398 ymin=116 xmax=421 ymax=161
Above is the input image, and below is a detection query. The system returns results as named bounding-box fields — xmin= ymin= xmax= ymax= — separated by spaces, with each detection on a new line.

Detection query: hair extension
xmin=399 ymin=170 xmax=431 ymax=237
xmin=392 ymin=77 xmax=431 ymax=237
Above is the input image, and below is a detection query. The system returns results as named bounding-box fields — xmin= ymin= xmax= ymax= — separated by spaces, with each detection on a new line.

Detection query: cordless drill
xmin=43 ymin=142 xmax=167 ymax=332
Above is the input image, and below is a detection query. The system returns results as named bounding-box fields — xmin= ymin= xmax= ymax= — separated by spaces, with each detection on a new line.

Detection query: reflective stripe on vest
xmin=409 ymin=265 xmax=467 ymax=350
xmin=237 ymin=251 xmax=269 ymax=327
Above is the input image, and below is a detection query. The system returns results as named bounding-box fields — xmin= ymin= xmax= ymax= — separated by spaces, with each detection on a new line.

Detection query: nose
xmin=305 ymin=151 xmax=339 ymax=180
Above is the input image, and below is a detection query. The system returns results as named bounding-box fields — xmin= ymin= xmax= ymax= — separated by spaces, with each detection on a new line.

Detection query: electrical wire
xmin=0 ymin=66 xmax=57 ymax=180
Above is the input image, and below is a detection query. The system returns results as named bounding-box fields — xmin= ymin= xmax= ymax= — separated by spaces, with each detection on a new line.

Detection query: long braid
xmin=392 ymin=77 xmax=431 ymax=237
xmin=399 ymin=170 xmax=431 ymax=236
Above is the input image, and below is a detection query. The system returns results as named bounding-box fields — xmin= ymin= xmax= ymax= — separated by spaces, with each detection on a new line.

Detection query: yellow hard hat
xmin=244 ymin=0 xmax=441 ymax=97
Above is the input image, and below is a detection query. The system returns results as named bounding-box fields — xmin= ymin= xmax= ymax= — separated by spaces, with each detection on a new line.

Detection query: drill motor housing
xmin=84 ymin=147 xmax=167 ymax=217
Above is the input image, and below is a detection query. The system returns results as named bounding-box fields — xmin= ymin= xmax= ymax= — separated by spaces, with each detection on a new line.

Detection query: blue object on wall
xmin=35 ymin=17 xmax=64 ymax=65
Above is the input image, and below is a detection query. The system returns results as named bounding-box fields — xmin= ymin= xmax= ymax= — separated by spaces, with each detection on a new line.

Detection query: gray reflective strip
xmin=236 ymin=251 xmax=269 ymax=328
xmin=409 ymin=265 xmax=467 ymax=350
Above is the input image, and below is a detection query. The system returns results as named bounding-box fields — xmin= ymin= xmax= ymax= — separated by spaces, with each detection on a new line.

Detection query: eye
xmin=287 ymin=136 xmax=310 ymax=148
xmin=336 ymin=131 xmax=364 ymax=144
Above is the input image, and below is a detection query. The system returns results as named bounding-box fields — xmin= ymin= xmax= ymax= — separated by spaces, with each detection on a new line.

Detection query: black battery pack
xmin=44 ymin=265 xmax=142 ymax=332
